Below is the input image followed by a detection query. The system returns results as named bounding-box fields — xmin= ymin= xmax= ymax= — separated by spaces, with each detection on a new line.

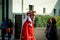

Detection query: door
xmin=15 ymin=14 xmax=22 ymax=39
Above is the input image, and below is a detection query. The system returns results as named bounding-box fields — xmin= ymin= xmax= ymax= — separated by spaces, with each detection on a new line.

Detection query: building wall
xmin=0 ymin=0 xmax=13 ymax=24
xmin=51 ymin=0 xmax=60 ymax=16
xmin=9 ymin=0 xmax=13 ymax=19
xmin=13 ymin=0 xmax=59 ymax=15
xmin=23 ymin=0 xmax=58 ymax=15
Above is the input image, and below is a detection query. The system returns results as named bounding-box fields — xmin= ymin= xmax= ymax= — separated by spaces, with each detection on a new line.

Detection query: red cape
xmin=20 ymin=20 xmax=35 ymax=40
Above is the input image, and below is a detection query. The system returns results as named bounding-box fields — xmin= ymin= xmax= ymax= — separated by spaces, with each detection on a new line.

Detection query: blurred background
xmin=0 ymin=0 xmax=60 ymax=40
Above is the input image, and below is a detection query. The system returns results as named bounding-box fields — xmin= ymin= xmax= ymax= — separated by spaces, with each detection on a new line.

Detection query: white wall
xmin=23 ymin=0 xmax=58 ymax=15
xmin=12 ymin=0 xmax=58 ymax=15
xmin=13 ymin=0 xmax=22 ymax=13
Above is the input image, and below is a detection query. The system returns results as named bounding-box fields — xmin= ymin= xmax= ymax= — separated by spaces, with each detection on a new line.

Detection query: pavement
xmin=0 ymin=27 xmax=60 ymax=40
xmin=34 ymin=27 xmax=60 ymax=40
xmin=0 ymin=29 xmax=14 ymax=40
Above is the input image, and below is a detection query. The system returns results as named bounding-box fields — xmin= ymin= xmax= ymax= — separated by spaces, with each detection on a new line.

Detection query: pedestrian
xmin=50 ymin=17 xmax=58 ymax=40
xmin=45 ymin=18 xmax=52 ymax=40
xmin=20 ymin=11 xmax=36 ymax=40
xmin=6 ymin=19 xmax=13 ymax=40
xmin=45 ymin=17 xmax=58 ymax=40
xmin=1 ymin=19 xmax=7 ymax=40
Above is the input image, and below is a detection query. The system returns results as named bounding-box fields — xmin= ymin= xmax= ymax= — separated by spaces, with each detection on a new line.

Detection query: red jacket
xmin=20 ymin=20 xmax=35 ymax=40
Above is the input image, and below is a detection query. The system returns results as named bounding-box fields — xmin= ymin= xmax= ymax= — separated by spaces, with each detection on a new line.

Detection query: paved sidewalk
xmin=0 ymin=29 xmax=14 ymax=40
xmin=34 ymin=27 xmax=60 ymax=40
xmin=0 ymin=27 xmax=60 ymax=40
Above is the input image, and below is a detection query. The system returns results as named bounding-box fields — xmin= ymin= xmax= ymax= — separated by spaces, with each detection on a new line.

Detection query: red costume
xmin=20 ymin=11 xmax=35 ymax=40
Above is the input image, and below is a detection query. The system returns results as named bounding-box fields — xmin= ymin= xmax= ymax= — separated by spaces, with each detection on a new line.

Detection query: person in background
xmin=1 ymin=19 xmax=7 ymax=40
xmin=45 ymin=17 xmax=58 ymax=40
xmin=45 ymin=18 xmax=52 ymax=40
xmin=50 ymin=17 xmax=58 ymax=40
xmin=20 ymin=11 xmax=36 ymax=40
xmin=6 ymin=19 xmax=13 ymax=40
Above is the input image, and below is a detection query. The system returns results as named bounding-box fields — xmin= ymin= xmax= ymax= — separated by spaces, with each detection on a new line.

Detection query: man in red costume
xmin=20 ymin=11 xmax=36 ymax=40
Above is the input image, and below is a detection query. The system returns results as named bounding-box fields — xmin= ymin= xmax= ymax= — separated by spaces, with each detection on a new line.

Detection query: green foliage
xmin=55 ymin=16 xmax=60 ymax=28
xmin=34 ymin=15 xmax=60 ymax=28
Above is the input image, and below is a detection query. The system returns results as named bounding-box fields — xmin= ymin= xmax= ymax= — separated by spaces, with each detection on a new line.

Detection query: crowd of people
xmin=0 ymin=11 xmax=58 ymax=40
xmin=0 ymin=15 xmax=58 ymax=40
xmin=19 ymin=8 xmax=58 ymax=40
xmin=1 ymin=19 xmax=13 ymax=40
xmin=45 ymin=17 xmax=58 ymax=40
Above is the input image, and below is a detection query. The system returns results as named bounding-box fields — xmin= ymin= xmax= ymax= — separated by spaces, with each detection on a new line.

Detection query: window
xmin=29 ymin=5 xmax=34 ymax=11
xmin=53 ymin=9 xmax=56 ymax=15
xmin=43 ymin=8 xmax=46 ymax=13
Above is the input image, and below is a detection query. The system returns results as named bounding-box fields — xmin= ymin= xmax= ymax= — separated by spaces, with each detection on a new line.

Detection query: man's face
xmin=30 ymin=14 xmax=35 ymax=21
xmin=29 ymin=11 xmax=36 ymax=21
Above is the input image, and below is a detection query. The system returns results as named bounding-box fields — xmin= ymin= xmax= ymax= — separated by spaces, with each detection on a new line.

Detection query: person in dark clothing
xmin=45 ymin=17 xmax=58 ymax=40
xmin=45 ymin=18 xmax=52 ymax=40
xmin=6 ymin=19 xmax=13 ymax=40
xmin=1 ymin=19 xmax=7 ymax=40
xmin=50 ymin=17 xmax=58 ymax=40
